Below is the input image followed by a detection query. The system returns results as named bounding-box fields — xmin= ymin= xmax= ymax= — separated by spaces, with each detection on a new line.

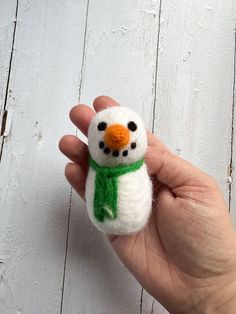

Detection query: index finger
xmin=69 ymin=96 xmax=119 ymax=136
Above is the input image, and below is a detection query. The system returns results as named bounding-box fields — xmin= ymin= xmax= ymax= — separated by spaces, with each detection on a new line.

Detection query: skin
xmin=59 ymin=96 xmax=236 ymax=314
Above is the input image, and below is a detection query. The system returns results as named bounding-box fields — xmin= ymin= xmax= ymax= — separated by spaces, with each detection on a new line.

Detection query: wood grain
xmin=153 ymin=0 xmax=235 ymax=198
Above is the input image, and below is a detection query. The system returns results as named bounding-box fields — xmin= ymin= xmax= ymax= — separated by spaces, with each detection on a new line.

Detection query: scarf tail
xmin=94 ymin=174 xmax=118 ymax=222
xmin=90 ymin=157 xmax=144 ymax=222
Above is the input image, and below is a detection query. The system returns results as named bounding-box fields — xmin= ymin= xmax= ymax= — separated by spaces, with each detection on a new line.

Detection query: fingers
xmin=70 ymin=104 xmax=95 ymax=136
xmin=62 ymin=97 xmax=119 ymax=199
xmin=69 ymin=96 xmax=119 ymax=136
xmin=62 ymin=96 xmax=119 ymax=199
xmin=93 ymin=95 xmax=118 ymax=112
xmin=146 ymin=130 xmax=165 ymax=148
xmin=156 ymin=186 xmax=175 ymax=210
xmin=65 ymin=162 xmax=87 ymax=199
xmin=59 ymin=135 xmax=89 ymax=165
xmin=145 ymin=144 xmax=169 ymax=176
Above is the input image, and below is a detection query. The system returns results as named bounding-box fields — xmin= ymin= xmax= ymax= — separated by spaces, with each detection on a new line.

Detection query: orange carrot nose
xmin=104 ymin=124 xmax=130 ymax=150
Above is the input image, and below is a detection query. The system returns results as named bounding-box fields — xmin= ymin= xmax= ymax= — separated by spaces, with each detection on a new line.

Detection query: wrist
xmin=178 ymin=276 xmax=236 ymax=314
xmin=170 ymin=280 xmax=236 ymax=314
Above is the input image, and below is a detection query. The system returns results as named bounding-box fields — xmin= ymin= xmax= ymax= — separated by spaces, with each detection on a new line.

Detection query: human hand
xmin=59 ymin=96 xmax=236 ymax=314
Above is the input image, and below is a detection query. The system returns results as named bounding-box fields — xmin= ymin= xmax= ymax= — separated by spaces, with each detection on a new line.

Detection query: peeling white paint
xmin=3 ymin=107 xmax=13 ymax=137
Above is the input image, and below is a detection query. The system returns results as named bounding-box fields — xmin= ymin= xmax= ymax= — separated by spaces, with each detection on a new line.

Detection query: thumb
xmin=146 ymin=132 xmax=218 ymax=191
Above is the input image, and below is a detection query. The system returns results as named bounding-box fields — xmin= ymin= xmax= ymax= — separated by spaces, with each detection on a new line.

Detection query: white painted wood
xmin=0 ymin=0 xmax=17 ymax=150
xmin=0 ymin=0 xmax=87 ymax=313
xmin=0 ymin=0 xmax=235 ymax=313
xmin=0 ymin=0 xmax=16 ymax=113
xmin=61 ymin=0 xmax=166 ymax=313
xmin=154 ymin=0 xmax=235 ymax=199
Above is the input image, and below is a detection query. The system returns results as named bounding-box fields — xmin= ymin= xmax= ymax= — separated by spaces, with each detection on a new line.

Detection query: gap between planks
xmin=151 ymin=0 xmax=163 ymax=135
xmin=141 ymin=0 xmax=163 ymax=313
xmin=0 ymin=0 xmax=19 ymax=162
xmin=59 ymin=0 xmax=90 ymax=313
xmin=229 ymin=26 xmax=236 ymax=211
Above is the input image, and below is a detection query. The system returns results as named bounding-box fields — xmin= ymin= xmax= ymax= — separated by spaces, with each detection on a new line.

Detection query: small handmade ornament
xmin=86 ymin=106 xmax=152 ymax=235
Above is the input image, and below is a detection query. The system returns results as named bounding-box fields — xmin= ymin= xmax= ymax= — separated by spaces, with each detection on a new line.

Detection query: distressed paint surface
xmin=0 ymin=0 xmax=16 ymax=111
xmin=154 ymin=0 xmax=235 ymax=196
xmin=230 ymin=33 xmax=236 ymax=224
xmin=0 ymin=0 xmax=88 ymax=313
xmin=0 ymin=1 xmax=235 ymax=314
xmin=0 ymin=1 xmax=17 ymax=151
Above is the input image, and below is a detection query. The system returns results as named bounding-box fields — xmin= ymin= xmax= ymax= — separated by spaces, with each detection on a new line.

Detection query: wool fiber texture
xmin=86 ymin=106 xmax=152 ymax=235
xmin=89 ymin=156 xmax=144 ymax=222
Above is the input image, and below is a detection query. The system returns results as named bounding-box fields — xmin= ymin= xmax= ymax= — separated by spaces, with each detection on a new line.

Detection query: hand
xmin=59 ymin=96 xmax=236 ymax=314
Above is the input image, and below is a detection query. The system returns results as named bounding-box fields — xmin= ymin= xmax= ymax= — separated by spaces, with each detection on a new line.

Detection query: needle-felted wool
xmin=89 ymin=156 xmax=144 ymax=222
xmin=85 ymin=106 xmax=152 ymax=235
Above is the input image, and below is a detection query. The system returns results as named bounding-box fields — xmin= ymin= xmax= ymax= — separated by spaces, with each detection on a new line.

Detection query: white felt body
xmin=85 ymin=163 xmax=152 ymax=235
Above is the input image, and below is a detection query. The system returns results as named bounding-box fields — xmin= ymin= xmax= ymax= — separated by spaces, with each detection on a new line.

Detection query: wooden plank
xmin=154 ymin=0 xmax=235 ymax=197
xmin=0 ymin=1 xmax=87 ymax=313
xmin=61 ymin=0 xmax=166 ymax=313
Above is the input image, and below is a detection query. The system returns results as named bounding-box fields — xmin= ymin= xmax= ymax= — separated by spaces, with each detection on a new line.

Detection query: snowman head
xmin=88 ymin=107 xmax=147 ymax=167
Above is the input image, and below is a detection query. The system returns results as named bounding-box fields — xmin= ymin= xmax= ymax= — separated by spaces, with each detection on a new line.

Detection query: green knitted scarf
xmin=89 ymin=156 xmax=144 ymax=222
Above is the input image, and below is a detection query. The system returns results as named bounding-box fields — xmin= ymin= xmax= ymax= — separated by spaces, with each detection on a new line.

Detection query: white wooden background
xmin=0 ymin=0 xmax=235 ymax=313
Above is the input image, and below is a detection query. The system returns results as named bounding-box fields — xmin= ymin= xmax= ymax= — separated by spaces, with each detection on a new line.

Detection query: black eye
xmin=98 ymin=122 xmax=107 ymax=131
xmin=128 ymin=121 xmax=137 ymax=131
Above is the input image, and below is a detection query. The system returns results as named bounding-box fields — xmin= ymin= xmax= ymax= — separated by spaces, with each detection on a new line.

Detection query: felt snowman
xmin=86 ymin=106 xmax=152 ymax=235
